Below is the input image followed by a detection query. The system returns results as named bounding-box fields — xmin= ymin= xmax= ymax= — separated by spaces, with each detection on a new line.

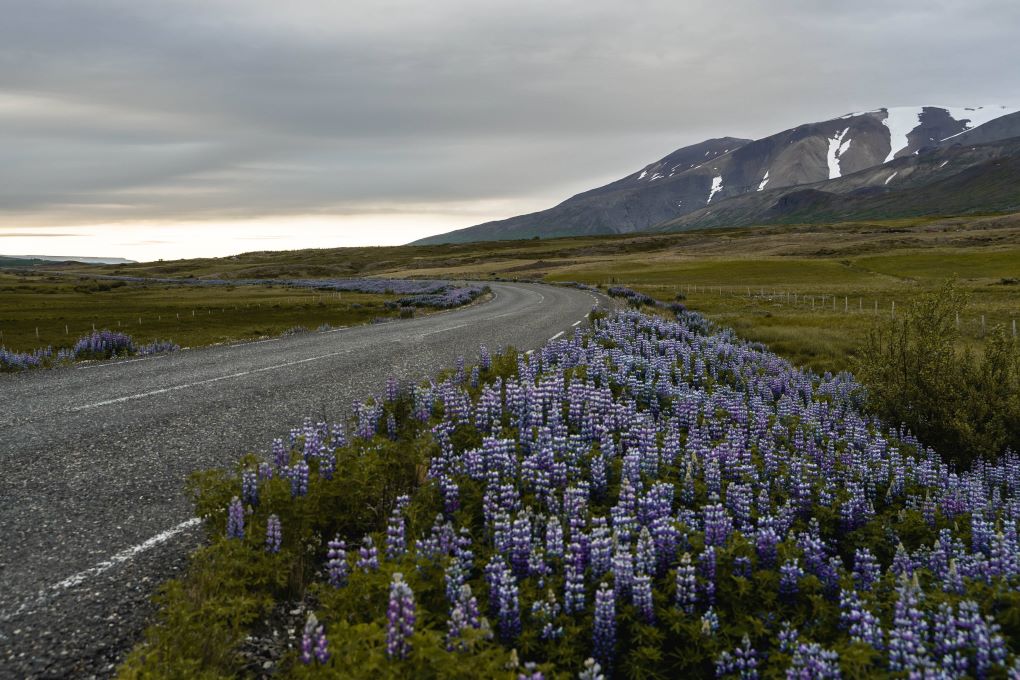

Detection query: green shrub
xmin=856 ymin=281 xmax=1020 ymax=468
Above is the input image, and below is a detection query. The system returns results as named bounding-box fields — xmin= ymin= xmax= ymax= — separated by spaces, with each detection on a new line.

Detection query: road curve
xmin=0 ymin=281 xmax=600 ymax=678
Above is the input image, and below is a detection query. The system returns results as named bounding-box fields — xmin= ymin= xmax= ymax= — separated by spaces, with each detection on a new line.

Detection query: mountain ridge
xmin=414 ymin=105 xmax=1020 ymax=244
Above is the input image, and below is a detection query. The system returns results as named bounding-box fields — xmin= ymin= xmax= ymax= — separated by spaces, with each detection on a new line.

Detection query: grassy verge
xmin=0 ymin=273 xmax=443 ymax=353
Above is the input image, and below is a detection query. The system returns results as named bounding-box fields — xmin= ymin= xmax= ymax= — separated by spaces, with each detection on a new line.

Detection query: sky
xmin=2 ymin=0 xmax=1019 ymax=261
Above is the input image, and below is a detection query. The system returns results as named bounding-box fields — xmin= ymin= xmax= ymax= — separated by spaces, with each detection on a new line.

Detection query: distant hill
xmin=0 ymin=254 xmax=135 ymax=267
xmin=415 ymin=105 xmax=1020 ymax=244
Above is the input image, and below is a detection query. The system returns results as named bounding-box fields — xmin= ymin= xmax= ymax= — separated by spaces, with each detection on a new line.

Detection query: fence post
xmin=891 ymin=301 xmax=895 ymax=319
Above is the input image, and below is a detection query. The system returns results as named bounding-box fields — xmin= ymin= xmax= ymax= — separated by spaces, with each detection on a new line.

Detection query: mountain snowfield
xmin=414 ymin=105 xmax=1020 ymax=244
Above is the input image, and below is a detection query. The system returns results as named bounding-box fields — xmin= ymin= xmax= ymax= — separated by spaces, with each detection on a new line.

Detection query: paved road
xmin=0 ymin=282 xmax=600 ymax=678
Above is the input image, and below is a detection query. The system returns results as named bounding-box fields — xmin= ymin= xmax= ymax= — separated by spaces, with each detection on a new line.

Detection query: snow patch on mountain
xmin=707 ymin=176 xmax=723 ymax=204
xmin=757 ymin=171 xmax=770 ymax=192
xmin=941 ymin=105 xmax=1020 ymax=141
xmin=827 ymin=128 xmax=852 ymax=179
xmin=883 ymin=107 xmax=925 ymax=162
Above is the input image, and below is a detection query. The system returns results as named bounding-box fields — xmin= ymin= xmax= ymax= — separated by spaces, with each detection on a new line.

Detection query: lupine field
xmin=0 ymin=329 xmax=178 ymax=371
xmin=126 ymin=306 xmax=1020 ymax=679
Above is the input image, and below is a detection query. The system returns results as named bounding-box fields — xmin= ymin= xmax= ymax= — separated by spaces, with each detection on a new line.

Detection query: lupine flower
xmin=578 ymin=658 xmax=606 ymax=680
xmin=852 ymin=548 xmax=880 ymax=591
xmin=716 ymin=634 xmax=759 ymax=679
xmin=675 ymin=553 xmax=698 ymax=614
xmin=290 ymin=460 xmax=309 ymax=497
xmin=632 ymin=573 xmax=654 ymax=623
xmin=701 ymin=607 xmax=720 ymax=635
xmin=326 ymin=537 xmax=350 ymax=587
xmin=531 ymin=589 xmax=564 ymax=641
xmin=787 ymin=642 xmax=840 ymax=679
xmin=888 ymin=578 xmax=929 ymax=673
xmin=300 ymin=613 xmax=330 ymax=665
xmin=357 ymin=535 xmax=379 ymax=572
xmin=592 ymin=582 xmax=616 ymax=668
xmin=241 ymin=470 xmax=258 ymax=507
xmin=265 ymin=514 xmax=281 ymax=553
xmin=386 ymin=508 xmax=406 ymax=560
xmin=386 ymin=573 xmax=416 ymax=660
xmin=226 ymin=496 xmax=244 ymax=539
xmin=780 ymin=558 xmax=804 ymax=600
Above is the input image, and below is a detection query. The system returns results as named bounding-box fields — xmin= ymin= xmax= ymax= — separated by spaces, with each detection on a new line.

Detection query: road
xmin=0 ymin=282 xmax=600 ymax=679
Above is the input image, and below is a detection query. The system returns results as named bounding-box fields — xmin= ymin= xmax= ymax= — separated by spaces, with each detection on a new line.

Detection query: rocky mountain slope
xmin=415 ymin=105 xmax=1019 ymax=244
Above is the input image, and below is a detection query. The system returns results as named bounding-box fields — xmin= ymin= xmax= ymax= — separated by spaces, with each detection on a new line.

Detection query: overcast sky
xmin=3 ymin=0 xmax=1019 ymax=260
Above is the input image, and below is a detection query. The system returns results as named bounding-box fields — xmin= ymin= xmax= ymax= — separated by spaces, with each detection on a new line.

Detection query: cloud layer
xmin=2 ymin=0 xmax=1019 ymax=248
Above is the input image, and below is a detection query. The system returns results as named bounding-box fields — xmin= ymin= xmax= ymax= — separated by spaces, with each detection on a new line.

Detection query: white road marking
xmin=70 ymin=346 xmax=359 ymax=411
xmin=572 ymin=320 xmax=582 ymax=327
xmin=77 ymin=354 xmax=167 ymax=370
xmin=0 ymin=517 xmax=202 ymax=623
xmin=549 ymin=331 xmax=564 ymax=340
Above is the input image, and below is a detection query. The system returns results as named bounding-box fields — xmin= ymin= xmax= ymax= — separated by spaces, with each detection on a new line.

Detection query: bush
xmin=856 ymin=281 xmax=1020 ymax=468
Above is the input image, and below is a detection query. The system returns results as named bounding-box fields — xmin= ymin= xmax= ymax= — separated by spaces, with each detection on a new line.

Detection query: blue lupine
xmin=592 ymin=582 xmax=616 ymax=668
xmin=300 ymin=613 xmax=330 ymax=665
xmin=357 ymin=535 xmax=379 ymax=572
xmin=780 ymin=558 xmax=803 ymax=600
xmin=675 ymin=553 xmax=698 ymax=613
xmin=265 ymin=514 xmax=281 ymax=553
xmin=787 ymin=642 xmax=841 ymax=679
xmin=226 ymin=496 xmax=244 ymax=539
xmin=386 ymin=508 xmax=406 ymax=560
xmin=385 ymin=573 xmax=415 ymax=660
xmin=326 ymin=537 xmax=349 ymax=587
xmin=716 ymin=635 xmax=759 ymax=679
xmin=241 ymin=470 xmax=258 ymax=507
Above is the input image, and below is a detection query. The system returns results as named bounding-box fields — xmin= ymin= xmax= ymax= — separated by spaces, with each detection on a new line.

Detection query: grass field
xmin=0 ymin=273 xmax=418 ymax=352
xmin=16 ymin=211 xmax=1020 ymax=373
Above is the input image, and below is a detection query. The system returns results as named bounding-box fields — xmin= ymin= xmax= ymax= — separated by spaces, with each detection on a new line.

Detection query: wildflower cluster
xmin=213 ymin=309 xmax=1020 ymax=677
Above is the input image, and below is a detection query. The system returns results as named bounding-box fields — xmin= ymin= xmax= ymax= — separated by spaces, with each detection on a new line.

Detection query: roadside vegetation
xmin=120 ymin=306 xmax=1020 ymax=678
xmin=0 ymin=273 xmax=486 ymax=357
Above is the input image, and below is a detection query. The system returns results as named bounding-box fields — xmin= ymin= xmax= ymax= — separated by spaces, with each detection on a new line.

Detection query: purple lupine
xmin=357 ymin=535 xmax=379 ymax=572
xmin=852 ymin=548 xmax=880 ymax=592
xmin=632 ymin=572 xmax=654 ymax=624
xmin=386 ymin=375 xmax=399 ymax=402
xmin=592 ymin=582 xmax=616 ymax=668
xmin=226 ymin=496 xmax=244 ymax=539
xmin=531 ymin=588 xmax=563 ymax=641
xmin=479 ymin=345 xmax=491 ymax=371
xmin=265 ymin=514 xmax=282 ymax=553
xmin=326 ymin=537 xmax=349 ymax=587
xmin=290 ymin=460 xmax=309 ymax=497
xmin=699 ymin=546 xmax=717 ymax=605
xmin=564 ymin=540 xmax=586 ymax=613
xmin=386 ymin=508 xmax=406 ymax=560
xmin=703 ymin=499 xmax=733 ymax=548
xmin=701 ymin=607 xmax=720 ymax=635
xmin=241 ymin=470 xmax=258 ymax=507
xmin=272 ymin=437 xmax=288 ymax=469
xmin=495 ymin=565 xmax=522 ymax=641
xmin=675 ymin=553 xmax=698 ymax=614
xmin=755 ymin=525 xmax=779 ymax=567
xmin=386 ymin=572 xmax=416 ymax=660
xmin=300 ymin=613 xmax=330 ymax=665
xmin=779 ymin=558 xmax=803 ymax=600
xmin=716 ymin=634 xmax=759 ymax=679
xmin=787 ymin=642 xmax=840 ymax=679
xmin=838 ymin=588 xmax=882 ymax=650
xmin=888 ymin=579 xmax=930 ymax=673
xmin=510 ymin=514 xmax=532 ymax=575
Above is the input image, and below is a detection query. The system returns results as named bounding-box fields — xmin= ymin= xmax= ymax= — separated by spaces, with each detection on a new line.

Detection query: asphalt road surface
xmin=0 ymin=282 xmax=601 ymax=679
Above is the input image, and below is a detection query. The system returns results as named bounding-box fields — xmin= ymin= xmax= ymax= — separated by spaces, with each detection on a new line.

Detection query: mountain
xmin=414 ymin=105 xmax=1020 ymax=244
xmin=654 ymin=137 xmax=1020 ymax=230
xmin=0 ymin=254 xmax=134 ymax=265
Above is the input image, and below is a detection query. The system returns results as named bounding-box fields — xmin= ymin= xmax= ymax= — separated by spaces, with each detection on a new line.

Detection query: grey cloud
xmin=2 ymin=0 xmax=1018 ymax=229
